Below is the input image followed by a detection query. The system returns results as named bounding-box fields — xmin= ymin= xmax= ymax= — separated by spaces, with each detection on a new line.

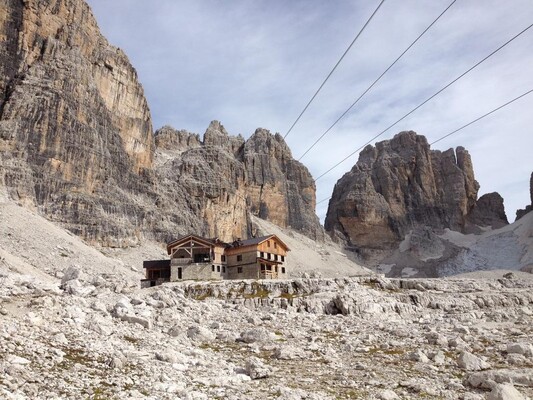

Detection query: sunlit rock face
xmin=0 ymin=0 xmax=154 ymax=245
xmin=242 ymin=128 xmax=322 ymax=240
xmin=0 ymin=1 xmax=323 ymax=246
xmin=154 ymin=122 xmax=323 ymax=243
xmin=325 ymin=131 xmax=507 ymax=257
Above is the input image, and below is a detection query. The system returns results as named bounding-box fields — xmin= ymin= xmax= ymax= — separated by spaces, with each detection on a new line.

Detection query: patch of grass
xmin=323 ymin=331 xmax=340 ymax=340
xmin=237 ymin=282 xmax=271 ymax=299
xmin=279 ymin=292 xmax=298 ymax=300
xmin=340 ymin=389 xmax=367 ymax=399
xmin=199 ymin=343 xmax=222 ymax=352
xmin=92 ymin=385 xmax=115 ymax=400
xmin=54 ymin=347 xmax=99 ymax=372
xmin=123 ymin=336 xmax=140 ymax=344
xmin=382 ymin=348 xmax=405 ymax=355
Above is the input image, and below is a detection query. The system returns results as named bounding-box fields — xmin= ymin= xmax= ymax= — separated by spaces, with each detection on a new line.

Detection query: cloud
xmin=87 ymin=0 xmax=533 ymax=222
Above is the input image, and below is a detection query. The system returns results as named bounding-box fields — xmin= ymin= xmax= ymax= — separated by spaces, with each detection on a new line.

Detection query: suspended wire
xmin=316 ymin=196 xmax=330 ymax=206
xmin=430 ymin=88 xmax=533 ymax=145
xmin=283 ymin=0 xmax=386 ymax=139
xmin=314 ymin=87 xmax=533 ymax=207
xmin=313 ymin=22 xmax=533 ymax=182
xmin=298 ymin=0 xmax=457 ymax=161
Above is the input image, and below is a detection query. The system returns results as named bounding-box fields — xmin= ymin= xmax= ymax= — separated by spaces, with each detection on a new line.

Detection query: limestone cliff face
xmin=243 ymin=129 xmax=320 ymax=238
xmin=0 ymin=0 xmax=322 ymax=246
xmin=153 ymin=122 xmax=323 ymax=242
xmin=467 ymin=192 xmax=508 ymax=229
xmin=0 ymin=0 xmax=321 ymax=246
xmin=324 ymin=131 xmax=507 ymax=254
xmin=0 ymin=0 xmax=155 ymax=245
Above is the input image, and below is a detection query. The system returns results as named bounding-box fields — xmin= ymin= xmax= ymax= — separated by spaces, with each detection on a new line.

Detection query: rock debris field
xmin=1 ymin=270 xmax=532 ymax=400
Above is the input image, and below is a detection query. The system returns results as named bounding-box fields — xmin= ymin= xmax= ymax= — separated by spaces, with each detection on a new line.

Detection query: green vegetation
xmin=123 ymin=335 xmax=140 ymax=344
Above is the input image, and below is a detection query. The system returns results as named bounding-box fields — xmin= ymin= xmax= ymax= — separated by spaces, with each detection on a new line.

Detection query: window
xmin=267 ymin=253 xmax=271 ymax=260
xmin=217 ymin=265 xmax=220 ymax=272
xmin=281 ymin=255 xmax=285 ymax=262
xmin=261 ymin=263 xmax=266 ymax=272
xmin=260 ymin=251 xmax=264 ymax=258
xmin=221 ymin=255 xmax=226 ymax=262
xmin=275 ymin=266 xmax=278 ymax=273
xmin=237 ymin=267 xmax=243 ymax=274
xmin=267 ymin=241 xmax=270 ymax=247
xmin=237 ymin=255 xmax=242 ymax=262
xmin=274 ymin=242 xmax=278 ymax=249
xmin=222 ymin=266 xmax=226 ymax=273
xmin=211 ymin=265 xmax=215 ymax=272
xmin=282 ymin=267 xmax=286 ymax=274
xmin=274 ymin=254 xmax=278 ymax=261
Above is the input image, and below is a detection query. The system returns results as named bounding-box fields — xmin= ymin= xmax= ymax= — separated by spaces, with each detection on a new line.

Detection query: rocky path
xmin=1 ymin=273 xmax=532 ymax=399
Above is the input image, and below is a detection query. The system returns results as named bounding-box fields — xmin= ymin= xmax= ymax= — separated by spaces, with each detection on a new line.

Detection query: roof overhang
xmin=166 ymin=234 xmax=218 ymax=255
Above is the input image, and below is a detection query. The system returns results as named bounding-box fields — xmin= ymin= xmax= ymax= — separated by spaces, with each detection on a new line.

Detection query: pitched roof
xmin=232 ymin=235 xmax=274 ymax=247
xmin=230 ymin=234 xmax=290 ymax=251
xmin=166 ymin=234 xmax=229 ymax=254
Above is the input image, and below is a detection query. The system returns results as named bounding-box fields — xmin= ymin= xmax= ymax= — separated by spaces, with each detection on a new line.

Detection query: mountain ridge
xmin=0 ymin=0 xmax=322 ymax=246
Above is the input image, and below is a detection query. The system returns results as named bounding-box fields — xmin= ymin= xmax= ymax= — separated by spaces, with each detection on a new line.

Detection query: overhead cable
xmin=283 ymin=0 xmax=386 ymax=139
xmin=298 ymin=0 xmax=457 ymax=161
xmin=314 ymin=87 xmax=533 ymax=207
xmin=313 ymin=22 xmax=533 ymax=182
xmin=430 ymin=88 xmax=533 ymax=145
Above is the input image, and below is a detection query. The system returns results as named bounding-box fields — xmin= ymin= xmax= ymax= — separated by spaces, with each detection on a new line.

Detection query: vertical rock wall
xmin=153 ymin=122 xmax=323 ymax=243
xmin=0 ymin=0 xmax=155 ymax=245
xmin=325 ymin=131 xmax=507 ymax=254
xmin=0 ymin=0 xmax=323 ymax=246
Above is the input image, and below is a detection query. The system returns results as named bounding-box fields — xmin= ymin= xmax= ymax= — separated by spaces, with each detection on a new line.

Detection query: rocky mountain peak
xmin=0 ymin=0 xmax=323 ymax=246
xmin=154 ymin=126 xmax=200 ymax=152
xmin=203 ymin=120 xmax=244 ymax=155
xmin=204 ymin=120 xmax=229 ymax=142
xmin=241 ymin=127 xmax=321 ymax=239
xmin=325 ymin=131 xmax=507 ymax=259
xmin=467 ymin=192 xmax=509 ymax=229
xmin=245 ymin=128 xmax=292 ymax=166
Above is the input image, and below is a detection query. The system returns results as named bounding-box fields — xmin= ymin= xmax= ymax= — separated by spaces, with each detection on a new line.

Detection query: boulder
xmin=507 ymin=342 xmax=533 ymax=358
xmin=457 ymin=351 xmax=491 ymax=371
xmin=467 ymin=192 xmax=509 ymax=229
xmin=466 ymin=369 xmax=533 ymax=388
xmin=119 ymin=314 xmax=152 ymax=329
xmin=245 ymin=357 xmax=271 ymax=379
xmin=486 ymin=384 xmax=526 ymax=400
xmin=186 ymin=325 xmax=216 ymax=342
xmin=378 ymin=390 xmax=400 ymax=400
xmin=239 ymin=327 xmax=275 ymax=343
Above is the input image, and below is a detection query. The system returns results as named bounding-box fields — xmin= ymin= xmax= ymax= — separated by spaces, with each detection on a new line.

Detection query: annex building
xmin=141 ymin=234 xmax=289 ymax=288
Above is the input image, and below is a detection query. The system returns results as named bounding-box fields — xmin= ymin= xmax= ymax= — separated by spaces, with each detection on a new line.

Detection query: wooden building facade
xmin=141 ymin=234 xmax=289 ymax=287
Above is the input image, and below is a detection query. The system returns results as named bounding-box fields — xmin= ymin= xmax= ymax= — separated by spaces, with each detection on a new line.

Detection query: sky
xmin=86 ymin=0 xmax=533 ymax=223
